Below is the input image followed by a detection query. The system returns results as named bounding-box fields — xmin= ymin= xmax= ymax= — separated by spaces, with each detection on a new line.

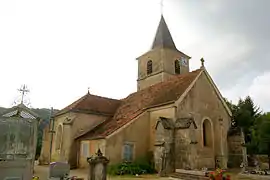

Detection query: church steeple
xmin=136 ymin=15 xmax=191 ymax=91
xmin=151 ymin=15 xmax=176 ymax=50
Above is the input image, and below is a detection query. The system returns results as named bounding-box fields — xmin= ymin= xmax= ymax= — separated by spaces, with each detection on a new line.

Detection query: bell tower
xmin=136 ymin=15 xmax=191 ymax=91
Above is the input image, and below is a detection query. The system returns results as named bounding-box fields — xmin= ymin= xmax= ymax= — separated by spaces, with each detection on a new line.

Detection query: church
xmin=40 ymin=15 xmax=244 ymax=172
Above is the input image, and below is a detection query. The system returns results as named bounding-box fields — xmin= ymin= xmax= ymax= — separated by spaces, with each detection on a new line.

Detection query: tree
xmin=235 ymin=97 xmax=260 ymax=142
xmin=258 ymin=113 xmax=270 ymax=168
xmin=225 ymin=96 xmax=262 ymax=155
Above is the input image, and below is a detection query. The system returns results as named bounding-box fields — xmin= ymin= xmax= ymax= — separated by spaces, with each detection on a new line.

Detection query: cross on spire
xmin=18 ymin=84 xmax=29 ymax=104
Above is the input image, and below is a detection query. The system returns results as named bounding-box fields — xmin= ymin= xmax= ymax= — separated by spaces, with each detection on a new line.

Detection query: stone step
xmin=169 ymin=172 xmax=209 ymax=180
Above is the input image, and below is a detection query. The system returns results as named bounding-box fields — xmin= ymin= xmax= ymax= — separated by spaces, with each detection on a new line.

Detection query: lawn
xmin=35 ymin=165 xmax=263 ymax=180
xmin=107 ymin=175 xmax=168 ymax=180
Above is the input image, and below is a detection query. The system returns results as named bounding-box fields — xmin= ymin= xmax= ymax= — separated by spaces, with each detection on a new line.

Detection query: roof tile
xmin=82 ymin=69 xmax=202 ymax=139
xmin=55 ymin=93 xmax=122 ymax=117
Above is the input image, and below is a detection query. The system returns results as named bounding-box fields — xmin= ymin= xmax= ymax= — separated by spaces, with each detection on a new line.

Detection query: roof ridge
xmin=55 ymin=93 xmax=89 ymax=116
xmin=55 ymin=92 xmax=122 ymax=117
xmin=87 ymin=93 xmax=121 ymax=101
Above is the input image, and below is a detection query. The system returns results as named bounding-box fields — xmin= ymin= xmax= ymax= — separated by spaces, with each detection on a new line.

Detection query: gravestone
xmin=87 ymin=149 xmax=109 ymax=180
xmin=48 ymin=161 xmax=70 ymax=179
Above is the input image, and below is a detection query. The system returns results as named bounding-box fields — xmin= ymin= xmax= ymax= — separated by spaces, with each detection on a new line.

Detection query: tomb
xmin=0 ymin=104 xmax=40 ymax=180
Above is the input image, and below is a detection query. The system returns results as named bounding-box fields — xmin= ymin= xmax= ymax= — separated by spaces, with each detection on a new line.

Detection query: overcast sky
xmin=0 ymin=0 xmax=269 ymax=112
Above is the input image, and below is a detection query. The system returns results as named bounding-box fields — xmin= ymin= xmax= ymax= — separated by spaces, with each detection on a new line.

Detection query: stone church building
xmin=40 ymin=15 xmax=244 ymax=171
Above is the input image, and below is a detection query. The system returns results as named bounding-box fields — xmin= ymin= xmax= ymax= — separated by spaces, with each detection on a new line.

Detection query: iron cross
xmin=18 ymin=84 xmax=29 ymax=104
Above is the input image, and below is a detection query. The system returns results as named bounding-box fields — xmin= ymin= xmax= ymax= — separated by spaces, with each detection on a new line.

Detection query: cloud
xmin=248 ymin=72 xmax=270 ymax=112
xmin=0 ymin=0 xmax=269 ymax=111
xmin=167 ymin=0 xmax=270 ymax=111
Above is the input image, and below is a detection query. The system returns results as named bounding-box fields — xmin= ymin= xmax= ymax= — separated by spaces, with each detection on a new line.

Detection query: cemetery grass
xmin=107 ymin=174 xmax=168 ymax=180
xmin=35 ymin=166 xmax=255 ymax=180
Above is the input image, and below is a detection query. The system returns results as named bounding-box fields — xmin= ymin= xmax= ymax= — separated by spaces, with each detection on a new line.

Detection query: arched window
xmin=56 ymin=125 xmax=63 ymax=150
xmin=147 ymin=60 xmax=153 ymax=75
xmin=202 ymin=119 xmax=212 ymax=147
xmin=175 ymin=60 xmax=180 ymax=74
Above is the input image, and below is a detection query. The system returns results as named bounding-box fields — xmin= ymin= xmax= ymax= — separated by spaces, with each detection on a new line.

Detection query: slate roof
xmin=152 ymin=15 xmax=177 ymax=50
xmin=55 ymin=93 xmax=122 ymax=117
xmin=137 ymin=15 xmax=190 ymax=60
xmin=78 ymin=69 xmax=202 ymax=139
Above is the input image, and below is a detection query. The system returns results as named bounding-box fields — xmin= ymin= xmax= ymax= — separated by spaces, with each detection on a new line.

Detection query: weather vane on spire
xmin=18 ymin=84 xmax=30 ymax=104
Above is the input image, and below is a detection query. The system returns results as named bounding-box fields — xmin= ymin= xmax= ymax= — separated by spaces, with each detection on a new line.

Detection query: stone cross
xmin=87 ymin=149 xmax=109 ymax=180
xmin=200 ymin=58 xmax=205 ymax=68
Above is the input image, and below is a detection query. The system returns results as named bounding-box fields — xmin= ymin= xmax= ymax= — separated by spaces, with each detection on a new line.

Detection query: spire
xmin=151 ymin=15 xmax=176 ymax=50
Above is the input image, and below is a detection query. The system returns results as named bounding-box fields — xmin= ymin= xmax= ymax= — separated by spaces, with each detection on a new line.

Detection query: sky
xmin=0 ymin=0 xmax=269 ymax=112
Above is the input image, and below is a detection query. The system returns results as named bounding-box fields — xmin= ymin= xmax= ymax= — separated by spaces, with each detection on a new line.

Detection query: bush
xmin=107 ymin=156 xmax=156 ymax=176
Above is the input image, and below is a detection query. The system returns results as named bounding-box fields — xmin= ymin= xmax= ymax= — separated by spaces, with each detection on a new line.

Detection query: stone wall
xmin=227 ymin=127 xmax=246 ymax=168
xmin=154 ymin=118 xmax=175 ymax=175
xmin=174 ymin=128 xmax=190 ymax=169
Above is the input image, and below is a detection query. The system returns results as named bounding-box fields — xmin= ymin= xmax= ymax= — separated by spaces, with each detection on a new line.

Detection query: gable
xmin=202 ymin=70 xmax=232 ymax=116
xmin=175 ymin=69 xmax=232 ymax=117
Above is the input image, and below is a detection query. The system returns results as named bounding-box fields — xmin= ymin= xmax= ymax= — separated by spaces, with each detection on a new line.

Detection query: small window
xmin=123 ymin=143 xmax=134 ymax=162
xmin=147 ymin=60 xmax=153 ymax=75
xmin=175 ymin=60 xmax=180 ymax=74
xmin=81 ymin=142 xmax=89 ymax=157
xmin=203 ymin=119 xmax=212 ymax=147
